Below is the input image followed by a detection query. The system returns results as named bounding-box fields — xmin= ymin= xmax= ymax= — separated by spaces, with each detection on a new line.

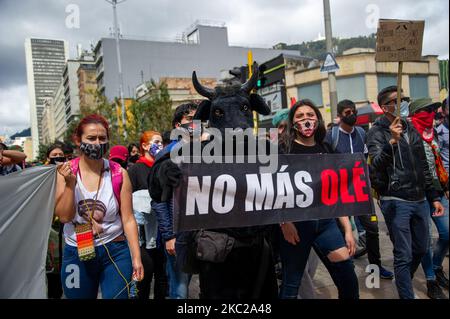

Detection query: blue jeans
xmin=61 ymin=241 xmax=133 ymax=299
xmin=421 ymin=196 xmax=449 ymax=280
xmin=164 ymin=245 xmax=191 ymax=299
xmin=279 ymin=219 xmax=359 ymax=299
xmin=380 ymin=199 xmax=430 ymax=299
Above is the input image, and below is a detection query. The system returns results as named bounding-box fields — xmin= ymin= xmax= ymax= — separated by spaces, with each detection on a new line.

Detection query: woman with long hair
xmin=278 ymin=99 xmax=359 ymax=299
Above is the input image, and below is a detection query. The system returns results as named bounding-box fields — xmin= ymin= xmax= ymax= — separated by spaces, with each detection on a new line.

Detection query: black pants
xmin=137 ymin=246 xmax=168 ymax=299
xmin=355 ymin=214 xmax=382 ymax=266
xmin=46 ymin=273 xmax=63 ymax=299
xmin=198 ymin=239 xmax=278 ymax=299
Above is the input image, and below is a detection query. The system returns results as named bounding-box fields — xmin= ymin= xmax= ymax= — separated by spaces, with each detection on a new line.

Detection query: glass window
xmin=298 ymin=83 xmax=323 ymax=107
xmin=377 ymin=74 xmax=397 ymax=92
xmin=337 ymin=75 xmax=366 ymax=102
xmin=409 ymin=75 xmax=429 ymax=99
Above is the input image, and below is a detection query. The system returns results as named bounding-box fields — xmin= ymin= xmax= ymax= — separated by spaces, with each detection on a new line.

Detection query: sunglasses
xmin=383 ymin=97 xmax=410 ymax=106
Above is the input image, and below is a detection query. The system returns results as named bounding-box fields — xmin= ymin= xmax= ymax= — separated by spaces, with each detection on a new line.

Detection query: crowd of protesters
xmin=1 ymin=84 xmax=448 ymax=300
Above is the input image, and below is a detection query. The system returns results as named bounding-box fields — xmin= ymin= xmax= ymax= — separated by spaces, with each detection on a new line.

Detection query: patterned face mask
xmin=149 ymin=143 xmax=163 ymax=157
xmin=79 ymin=142 xmax=109 ymax=160
xmin=294 ymin=119 xmax=318 ymax=138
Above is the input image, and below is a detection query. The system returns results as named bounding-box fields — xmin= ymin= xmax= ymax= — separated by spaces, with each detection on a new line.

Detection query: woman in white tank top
xmin=55 ymin=114 xmax=143 ymax=299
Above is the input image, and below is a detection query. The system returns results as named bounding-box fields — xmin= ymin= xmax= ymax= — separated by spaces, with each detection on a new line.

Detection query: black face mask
xmin=49 ymin=156 xmax=66 ymax=165
xmin=129 ymin=154 xmax=139 ymax=163
xmin=341 ymin=114 xmax=357 ymax=126
xmin=79 ymin=142 xmax=109 ymax=160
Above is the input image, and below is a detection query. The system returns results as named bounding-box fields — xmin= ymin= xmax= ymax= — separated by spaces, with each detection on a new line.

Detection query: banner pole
xmin=396 ymin=61 xmax=403 ymax=117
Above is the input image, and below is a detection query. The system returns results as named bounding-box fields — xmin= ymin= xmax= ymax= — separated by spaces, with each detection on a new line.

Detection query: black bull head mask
xmin=192 ymin=63 xmax=271 ymax=132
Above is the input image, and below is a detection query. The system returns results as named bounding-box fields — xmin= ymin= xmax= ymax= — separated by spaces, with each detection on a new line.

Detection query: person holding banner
xmin=55 ymin=114 xmax=143 ymax=299
xmin=278 ymin=99 xmax=359 ymax=299
xmin=367 ymin=86 xmax=444 ymax=299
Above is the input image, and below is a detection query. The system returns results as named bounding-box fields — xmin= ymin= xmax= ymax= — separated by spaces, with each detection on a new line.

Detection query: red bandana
xmin=411 ymin=111 xmax=435 ymax=143
xmin=136 ymin=156 xmax=154 ymax=168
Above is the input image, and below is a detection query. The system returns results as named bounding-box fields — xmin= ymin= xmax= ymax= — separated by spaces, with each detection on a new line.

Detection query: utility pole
xmin=106 ymin=0 xmax=127 ymax=139
xmin=323 ymin=0 xmax=338 ymax=121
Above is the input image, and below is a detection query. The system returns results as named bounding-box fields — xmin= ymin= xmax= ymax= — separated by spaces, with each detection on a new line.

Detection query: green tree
xmin=125 ymin=80 xmax=173 ymax=143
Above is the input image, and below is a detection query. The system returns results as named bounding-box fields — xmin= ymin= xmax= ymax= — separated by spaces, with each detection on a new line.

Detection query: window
xmin=337 ymin=75 xmax=366 ymax=102
xmin=409 ymin=75 xmax=429 ymax=99
xmin=298 ymin=83 xmax=323 ymax=107
xmin=377 ymin=74 xmax=397 ymax=92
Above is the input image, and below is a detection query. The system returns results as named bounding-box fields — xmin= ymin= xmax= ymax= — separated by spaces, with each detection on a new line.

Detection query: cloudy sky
xmin=0 ymin=0 xmax=448 ymax=136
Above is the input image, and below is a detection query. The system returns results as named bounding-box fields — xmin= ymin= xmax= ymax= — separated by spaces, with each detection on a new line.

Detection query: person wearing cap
xmin=366 ymin=86 xmax=444 ymax=299
xmin=109 ymin=145 xmax=129 ymax=169
xmin=408 ymin=98 xmax=449 ymax=299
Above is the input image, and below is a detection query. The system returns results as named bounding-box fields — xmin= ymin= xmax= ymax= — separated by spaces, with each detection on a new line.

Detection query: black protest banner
xmin=173 ymin=153 xmax=375 ymax=232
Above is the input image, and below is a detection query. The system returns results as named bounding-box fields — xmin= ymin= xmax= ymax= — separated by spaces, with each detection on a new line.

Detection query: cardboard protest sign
xmin=376 ymin=19 xmax=424 ymax=62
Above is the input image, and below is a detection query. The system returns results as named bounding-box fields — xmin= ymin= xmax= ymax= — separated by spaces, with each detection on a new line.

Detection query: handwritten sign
xmin=376 ymin=19 xmax=424 ymax=62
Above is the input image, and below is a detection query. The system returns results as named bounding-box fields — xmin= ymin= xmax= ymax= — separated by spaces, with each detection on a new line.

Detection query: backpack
xmin=69 ymin=157 xmax=123 ymax=207
xmin=331 ymin=125 xmax=366 ymax=152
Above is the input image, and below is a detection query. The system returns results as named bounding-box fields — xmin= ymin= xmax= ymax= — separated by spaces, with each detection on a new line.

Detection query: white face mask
xmin=400 ymin=101 xmax=410 ymax=118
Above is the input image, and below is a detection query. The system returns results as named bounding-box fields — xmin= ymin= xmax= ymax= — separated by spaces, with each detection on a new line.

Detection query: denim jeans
xmin=355 ymin=214 xmax=382 ymax=266
xmin=164 ymin=246 xmax=191 ymax=299
xmin=380 ymin=199 xmax=430 ymax=299
xmin=421 ymin=196 xmax=449 ymax=280
xmin=279 ymin=219 xmax=359 ymax=299
xmin=61 ymin=241 xmax=133 ymax=299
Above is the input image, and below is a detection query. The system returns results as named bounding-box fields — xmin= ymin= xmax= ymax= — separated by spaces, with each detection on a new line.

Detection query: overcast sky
xmin=0 ymin=0 xmax=448 ymax=136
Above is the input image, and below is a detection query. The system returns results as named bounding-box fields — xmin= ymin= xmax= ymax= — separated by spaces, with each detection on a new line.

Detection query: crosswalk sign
xmin=320 ymin=52 xmax=339 ymax=73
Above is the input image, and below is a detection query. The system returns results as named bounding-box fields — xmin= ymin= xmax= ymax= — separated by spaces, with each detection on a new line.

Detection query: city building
xmin=77 ymin=52 xmax=97 ymax=113
xmin=136 ymin=77 xmax=217 ymax=109
xmin=24 ymin=38 xmax=68 ymax=159
xmin=285 ymin=48 xmax=441 ymax=124
xmin=41 ymin=97 xmax=56 ymax=145
xmin=63 ymin=60 xmax=81 ymax=125
xmin=53 ymin=80 xmax=67 ymax=141
xmin=94 ymin=22 xmax=302 ymax=102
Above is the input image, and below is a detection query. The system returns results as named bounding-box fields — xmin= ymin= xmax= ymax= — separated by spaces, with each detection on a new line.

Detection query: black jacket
xmin=367 ymin=116 xmax=439 ymax=202
xmin=128 ymin=162 xmax=152 ymax=192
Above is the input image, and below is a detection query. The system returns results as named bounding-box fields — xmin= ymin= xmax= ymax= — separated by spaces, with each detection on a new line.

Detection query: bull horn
xmin=241 ymin=62 xmax=259 ymax=94
xmin=192 ymin=71 xmax=215 ymax=99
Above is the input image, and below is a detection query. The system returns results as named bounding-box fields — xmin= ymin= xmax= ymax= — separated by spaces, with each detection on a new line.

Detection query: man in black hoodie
xmin=367 ymin=86 xmax=444 ymax=299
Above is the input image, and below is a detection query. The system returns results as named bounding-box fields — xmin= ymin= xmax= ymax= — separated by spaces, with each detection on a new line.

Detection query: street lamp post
xmin=106 ymin=0 xmax=127 ymax=139
xmin=323 ymin=0 xmax=338 ymax=122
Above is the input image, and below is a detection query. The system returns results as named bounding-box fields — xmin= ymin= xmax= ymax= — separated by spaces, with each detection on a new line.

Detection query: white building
xmin=25 ymin=38 xmax=68 ymax=159
xmin=53 ymin=80 xmax=67 ymax=141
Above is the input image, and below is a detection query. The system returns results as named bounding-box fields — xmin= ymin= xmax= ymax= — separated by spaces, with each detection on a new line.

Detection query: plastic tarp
xmin=0 ymin=166 xmax=56 ymax=298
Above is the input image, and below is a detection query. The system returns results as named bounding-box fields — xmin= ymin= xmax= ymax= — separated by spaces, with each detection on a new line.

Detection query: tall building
xmin=94 ymin=22 xmax=302 ymax=101
xmin=25 ymin=38 xmax=68 ymax=159
xmin=77 ymin=52 xmax=97 ymax=113
xmin=41 ymin=97 xmax=56 ymax=145
xmin=53 ymin=80 xmax=67 ymax=141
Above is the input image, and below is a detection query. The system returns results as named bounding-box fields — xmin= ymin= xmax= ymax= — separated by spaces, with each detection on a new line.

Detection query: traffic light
xmin=257 ymin=64 xmax=267 ymax=88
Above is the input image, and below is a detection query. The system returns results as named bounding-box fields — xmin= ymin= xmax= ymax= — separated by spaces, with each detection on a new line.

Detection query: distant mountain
xmin=274 ymin=34 xmax=376 ymax=60
xmin=10 ymin=128 xmax=31 ymax=139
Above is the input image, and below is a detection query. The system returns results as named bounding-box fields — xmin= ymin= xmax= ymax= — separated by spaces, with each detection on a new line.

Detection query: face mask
xmin=294 ymin=119 xmax=318 ymax=138
xmin=180 ymin=122 xmax=194 ymax=135
xmin=80 ymin=142 xmax=109 ymax=160
xmin=49 ymin=156 xmax=66 ymax=165
xmin=149 ymin=143 xmax=163 ymax=157
xmin=129 ymin=154 xmax=139 ymax=163
xmin=400 ymin=101 xmax=410 ymax=118
xmin=341 ymin=114 xmax=357 ymax=126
